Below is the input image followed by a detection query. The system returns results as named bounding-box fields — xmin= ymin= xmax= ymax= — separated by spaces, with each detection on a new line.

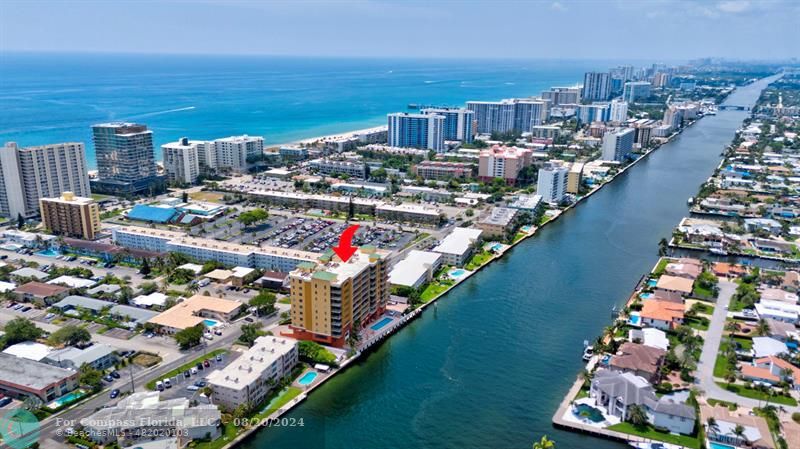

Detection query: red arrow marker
xmin=332 ymin=224 xmax=360 ymax=262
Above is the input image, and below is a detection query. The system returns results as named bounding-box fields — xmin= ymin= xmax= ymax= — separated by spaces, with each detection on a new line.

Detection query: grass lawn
xmin=691 ymin=302 xmax=715 ymax=315
xmin=145 ymin=349 xmax=227 ymax=390
xmin=194 ymin=421 xmax=239 ymax=449
xmin=465 ymin=251 xmax=493 ymax=271
xmin=420 ymin=282 xmax=452 ymax=303
xmin=252 ymin=386 xmax=303 ymax=420
xmin=278 ymin=297 xmax=291 ymax=305
xmin=713 ymin=353 xmax=734 ymax=378
xmin=707 ymin=398 xmax=738 ymax=410
xmin=607 ymin=423 xmax=701 ymax=449
xmin=692 ymin=285 xmax=715 ymax=299
xmin=685 ymin=316 xmax=710 ymax=331
xmin=715 ymin=382 xmax=798 ymax=406
xmin=190 ymin=191 xmax=226 ymax=203
xmin=512 ymin=232 xmax=526 ymax=243
xmin=653 ymin=258 xmax=670 ymax=276
xmin=132 ymin=352 xmax=162 ymax=368
xmin=732 ymin=336 xmax=753 ymax=351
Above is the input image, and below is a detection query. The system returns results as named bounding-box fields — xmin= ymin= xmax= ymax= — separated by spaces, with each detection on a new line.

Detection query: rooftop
xmin=432 ymin=227 xmax=483 ymax=256
xmin=206 ymin=336 xmax=297 ymax=390
xmin=2 ymin=341 xmax=53 ymax=361
xmin=15 ymin=281 xmax=69 ymax=298
xmin=388 ymin=250 xmax=442 ymax=287
xmin=0 ymin=352 xmax=76 ymax=390
xmin=148 ymin=295 xmax=243 ymax=330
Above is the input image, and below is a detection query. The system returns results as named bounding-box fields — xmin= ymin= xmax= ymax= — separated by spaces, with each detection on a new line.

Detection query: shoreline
xmin=217 ymin=113 xmax=711 ymax=449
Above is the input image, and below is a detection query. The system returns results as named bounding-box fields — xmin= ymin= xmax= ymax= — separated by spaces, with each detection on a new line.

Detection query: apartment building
xmin=91 ymin=123 xmax=164 ymax=195
xmin=39 ymin=192 xmax=101 ymax=240
xmin=0 ymin=142 xmax=90 ymax=218
xmin=421 ymin=107 xmax=474 ymax=143
xmin=412 ymin=161 xmax=474 ymax=180
xmin=112 ymin=226 xmax=320 ymax=271
xmin=387 ymin=113 xmax=445 ymax=152
xmin=287 ymin=247 xmax=389 ymax=347
xmin=537 ymin=162 xmax=569 ymax=204
xmin=566 ymin=163 xmax=584 ymax=195
xmin=432 ymin=227 xmax=483 ymax=267
xmin=476 ymin=207 xmax=518 ymax=238
xmin=477 ymin=145 xmax=532 ymax=185
xmin=207 ymin=336 xmax=298 ymax=410
xmin=162 ymin=137 xmax=201 ymax=184
xmin=309 ymin=158 xmax=367 ymax=178
xmin=601 ymin=128 xmax=636 ymax=162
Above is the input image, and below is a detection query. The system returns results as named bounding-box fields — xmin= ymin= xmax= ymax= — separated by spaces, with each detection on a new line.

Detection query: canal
xmin=242 ymin=75 xmax=779 ymax=449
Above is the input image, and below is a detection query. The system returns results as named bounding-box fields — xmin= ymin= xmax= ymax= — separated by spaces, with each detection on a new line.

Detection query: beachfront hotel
xmin=206 ymin=336 xmax=298 ymax=410
xmin=39 ymin=191 xmax=101 ymax=240
xmin=0 ymin=142 xmax=91 ymax=218
xmin=286 ymin=247 xmax=389 ymax=347
xmin=112 ymin=225 xmax=320 ymax=271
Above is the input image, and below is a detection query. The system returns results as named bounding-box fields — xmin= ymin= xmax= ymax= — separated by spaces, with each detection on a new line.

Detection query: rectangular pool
xmin=203 ymin=319 xmax=218 ymax=327
xmin=708 ymin=443 xmax=735 ymax=449
xmin=370 ymin=317 xmax=393 ymax=331
xmin=298 ymin=371 xmax=318 ymax=386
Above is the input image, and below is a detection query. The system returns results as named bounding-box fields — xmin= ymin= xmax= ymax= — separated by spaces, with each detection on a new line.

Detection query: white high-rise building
xmin=162 ymin=138 xmax=201 ymax=185
xmin=601 ymin=128 xmax=636 ymax=162
xmin=214 ymin=135 xmax=264 ymax=173
xmin=610 ymin=100 xmax=629 ymax=123
xmin=582 ymin=72 xmax=612 ymax=101
xmin=537 ymin=162 xmax=568 ymax=205
xmin=421 ymin=108 xmax=474 ymax=143
xmin=0 ymin=142 xmax=91 ymax=218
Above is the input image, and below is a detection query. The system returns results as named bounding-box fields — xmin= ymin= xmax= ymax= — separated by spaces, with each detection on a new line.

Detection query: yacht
xmin=582 ymin=346 xmax=594 ymax=361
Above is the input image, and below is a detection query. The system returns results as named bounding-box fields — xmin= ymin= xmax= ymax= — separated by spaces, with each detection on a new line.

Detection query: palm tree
xmin=532 ymin=436 xmax=555 ymax=449
xmin=755 ymin=318 xmax=770 ymax=337
xmin=706 ymin=417 xmax=719 ymax=436
xmin=185 ymin=282 xmax=200 ymax=296
xmin=733 ymin=424 xmax=747 ymax=444
xmin=626 ymin=404 xmax=648 ymax=428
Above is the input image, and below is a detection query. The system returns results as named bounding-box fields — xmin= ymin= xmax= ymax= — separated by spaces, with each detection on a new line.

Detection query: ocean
xmin=0 ymin=53 xmax=613 ymax=168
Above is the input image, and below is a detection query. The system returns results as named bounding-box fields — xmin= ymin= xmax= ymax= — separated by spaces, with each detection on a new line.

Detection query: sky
xmin=0 ymin=0 xmax=797 ymax=60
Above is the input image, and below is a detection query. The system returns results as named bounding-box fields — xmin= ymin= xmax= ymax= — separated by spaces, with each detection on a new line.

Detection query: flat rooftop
xmin=0 ymin=353 xmax=75 ymax=390
xmin=206 ymin=336 xmax=297 ymax=390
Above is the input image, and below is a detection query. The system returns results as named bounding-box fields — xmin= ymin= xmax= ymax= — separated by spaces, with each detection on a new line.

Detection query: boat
xmin=629 ymin=442 xmax=685 ymax=449
xmin=687 ymin=197 xmax=694 ymax=206
xmin=709 ymin=248 xmax=728 ymax=256
xmin=582 ymin=346 xmax=594 ymax=361
xmin=407 ymin=103 xmax=419 ymax=109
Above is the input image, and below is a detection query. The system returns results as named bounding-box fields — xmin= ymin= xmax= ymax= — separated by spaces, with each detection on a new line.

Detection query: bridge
xmin=718 ymin=105 xmax=750 ymax=111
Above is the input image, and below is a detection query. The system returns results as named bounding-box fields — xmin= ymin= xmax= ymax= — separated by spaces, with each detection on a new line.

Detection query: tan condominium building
xmin=206 ymin=336 xmax=298 ymax=410
xmin=286 ymin=246 xmax=389 ymax=347
xmin=566 ymin=162 xmax=584 ymax=194
xmin=39 ymin=192 xmax=101 ymax=240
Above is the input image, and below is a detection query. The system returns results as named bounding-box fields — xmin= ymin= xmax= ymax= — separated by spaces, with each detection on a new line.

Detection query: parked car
xmin=186 ymin=385 xmax=199 ymax=392
xmin=109 ymin=389 xmax=119 ymax=399
xmin=163 ymin=378 xmax=172 ymax=388
xmin=156 ymin=381 xmax=164 ymax=391
xmin=194 ymin=380 xmax=206 ymax=387
xmin=110 ymin=371 xmax=121 ymax=379
xmin=183 ymin=370 xmax=190 ymax=378
xmin=215 ymin=354 xmax=222 ymax=362
xmin=196 ymin=362 xmax=204 ymax=371
xmin=190 ymin=367 xmax=197 ymax=375
xmin=20 ymin=306 xmax=31 ymax=312
xmin=203 ymin=360 xmax=210 ymax=368
xmin=0 ymin=397 xmax=12 ymax=407
xmin=103 ymin=375 xmax=114 ymax=382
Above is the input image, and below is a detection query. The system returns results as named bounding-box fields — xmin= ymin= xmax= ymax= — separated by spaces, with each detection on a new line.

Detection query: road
xmin=695 ymin=279 xmax=800 ymax=413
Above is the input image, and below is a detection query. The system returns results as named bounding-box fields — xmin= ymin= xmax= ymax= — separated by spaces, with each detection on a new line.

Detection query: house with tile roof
xmin=609 ymin=342 xmax=666 ymax=382
xmin=740 ymin=355 xmax=800 ymax=390
xmin=640 ymin=299 xmax=685 ymax=330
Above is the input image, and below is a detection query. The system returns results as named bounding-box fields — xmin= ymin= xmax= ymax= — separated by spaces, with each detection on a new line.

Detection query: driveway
xmin=695 ymin=279 xmax=800 ymax=412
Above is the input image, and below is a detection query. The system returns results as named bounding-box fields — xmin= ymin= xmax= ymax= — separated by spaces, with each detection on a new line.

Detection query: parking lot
xmin=156 ymin=351 xmax=240 ymax=401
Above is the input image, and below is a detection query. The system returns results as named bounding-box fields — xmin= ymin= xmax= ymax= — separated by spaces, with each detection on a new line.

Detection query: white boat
xmin=709 ymin=248 xmax=728 ymax=256
xmin=629 ymin=442 xmax=685 ymax=449
xmin=582 ymin=346 xmax=594 ymax=361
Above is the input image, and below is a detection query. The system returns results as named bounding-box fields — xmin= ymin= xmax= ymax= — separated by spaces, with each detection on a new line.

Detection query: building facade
xmin=288 ymin=248 xmax=389 ymax=347
xmin=582 ymin=72 xmax=612 ymax=101
xmin=540 ymin=86 xmax=581 ymax=106
xmin=0 ymin=142 xmax=91 ymax=218
xmin=387 ymin=113 xmax=445 ymax=152
xmin=467 ymin=99 xmax=547 ymax=134
xmin=39 ymin=192 xmax=101 ymax=240
xmin=92 ymin=122 xmax=164 ymax=195
xmin=478 ymin=145 xmax=532 ymax=185
xmin=421 ymin=107 xmax=474 ymax=143
xmin=412 ymin=161 xmax=474 ymax=180
xmin=537 ymin=162 xmax=569 ymax=204
xmin=609 ymin=100 xmax=629 ymax=123
xmin=601 ymin=128 xmax=636 ymax=162
xmin=162 ymin=137 xmax=201 ymax=185
xmin=622 ymin=81 xmax=652 ymax=103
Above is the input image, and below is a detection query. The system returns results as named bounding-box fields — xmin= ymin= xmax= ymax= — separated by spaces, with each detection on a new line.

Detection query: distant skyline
xmin=1 ymin=0 xmax=798 ymax=60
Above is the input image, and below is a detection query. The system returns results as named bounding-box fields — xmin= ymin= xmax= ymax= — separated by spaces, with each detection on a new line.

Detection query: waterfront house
xmin=652 ymin=288 xmax=684 ymax=303
xmin=431 ymin=227 xmax=483 ymax=267
xmin=655 ymin=275 xmax=694 ymax=296
xmin=664 ymin=258 xmax=703 ymax=279
xmin=701 ymin=404 xmax=775 ymax=449
xmin=590 ymin=370 xmax=695 ymax=435
xmin=639 ymin=299 xmax=685 ymax=331
xmin=751 ymin=336 xmax=789 ymax=358
xmin=739 ymin=356 xmax=800 ymax=390
xmin=712 ymin=262 xmax=748 ymax=278
xmin=754 ymin=299 xmax=800 ymax=324
xmin=609 ymin=342 xmax=666 ymax=382
xmin=628 ymin=328 xmax=669 ymax=351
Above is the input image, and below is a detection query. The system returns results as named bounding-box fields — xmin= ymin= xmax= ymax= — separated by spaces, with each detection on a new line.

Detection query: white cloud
xmin=717 ymin=0 xmax=750 ymax=13
xmin=550 ymin=1 xmax=567 ymax=11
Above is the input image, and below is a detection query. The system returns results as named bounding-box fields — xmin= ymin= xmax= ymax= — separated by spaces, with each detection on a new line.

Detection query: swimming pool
xmin=46 ymin=389 xmax=86 ymax=409
xmin=298 ymin=371 xmax=318 ymax=386
xmin=450 ymin=269 xmax=467 ymax=279
xmin=640 ymin=292 xmax=653 ymax=299
xmin=370 ymin=317 xmax=393 ymax=331
xmin=203 ymin=319 xmax=218 ymax=327
xmin=629 ymin=313 xmax=641 ymax=326
xmin=572 ymin=403 xmax=605 ymax=423
xmin=708 ymin=443 xmax=735 ymax=449
xmin=36 ymin=248 xmax=61 ymax=258
xmin=491 ymin=243 xmax=503 ymax=252
xmin=647 ymin=279 xmax=657 ymax=287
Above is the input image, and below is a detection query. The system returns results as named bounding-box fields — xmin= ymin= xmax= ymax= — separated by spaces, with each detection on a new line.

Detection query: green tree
xmin=139 ymin=258 xmax=151 ymax=276
xmin=174 ymin=324 xmax=204 ymax=350
xmin=17 ymin=213 xmax=24 ymax=229
xmin=297 ymin=340 xmax=337 ymax=365
xmin=48 ymin=325 xmax=91 ymax=347
xmin=249 ymin=291 xmax=277 ymax=316
xmin=239 ymin=322 xmax=263 ymax=347
xmin=532 ymin=436 xmax=555 ymax=449
xmin=706 ymin=417 xmax=719 ymax=436
xmin=2 ymin=317 xmax=44 ymax=346
xmin=626 ymin=404 xmax=648 ymax=428
xmin=78 ymin=363 xmax=103 ymax=391
xmin=755 ymin=318 xmax=770 ymax=337
xmin=182 ymin=191 xmax=189 ymax=203
xmin=237 ymin=208 xmax=269 ymax=226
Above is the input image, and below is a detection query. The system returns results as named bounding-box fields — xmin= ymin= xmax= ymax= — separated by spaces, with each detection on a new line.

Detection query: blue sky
xmin=1 ymin=0 xmax=797 ymax=60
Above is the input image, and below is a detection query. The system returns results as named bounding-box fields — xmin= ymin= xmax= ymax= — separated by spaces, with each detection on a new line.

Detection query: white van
xmin=156 ymin=381 xmax=164 ymax=391
xmin=163 ymin=378 xmax=172 ymax=388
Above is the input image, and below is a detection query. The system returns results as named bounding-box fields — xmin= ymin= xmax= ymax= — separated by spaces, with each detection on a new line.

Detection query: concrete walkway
xmin=695 ymin=279 xmax=800 ymax=413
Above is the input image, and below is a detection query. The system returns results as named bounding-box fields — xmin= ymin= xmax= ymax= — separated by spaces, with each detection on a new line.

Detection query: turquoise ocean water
xmin=0 ymin=53 xmax=614 ymax=168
